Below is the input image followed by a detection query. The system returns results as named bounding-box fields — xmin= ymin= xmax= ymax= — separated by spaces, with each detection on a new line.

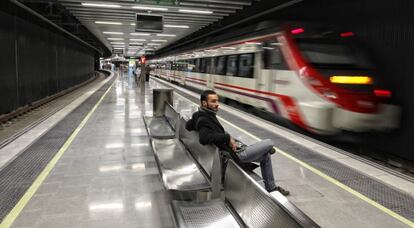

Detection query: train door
xmin=204 ymin=58 xmax=214 ymax=89
xmin=254 ymin=52 xmax=272 ymax=93
xmin=262 ymin=42 xmax=290 ymax=93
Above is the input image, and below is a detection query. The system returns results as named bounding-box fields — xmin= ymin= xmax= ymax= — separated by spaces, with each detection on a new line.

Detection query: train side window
xmin=188 ymin=59 xmax=195 ymax=72
xmin=200 ymin=58 xmax=207 ymax=73
xmin=226 ymin=55 xmax=238 ymax=76
xmin=215 ymin=56 xmax=227 ymax=75
xmin=205 ymin=58 xmax=213 ymax=74
xmin=263 ymin=45 xmax=288 ymax=70
xmin=238 ymin=54 xmax=254 ymax=78
xmin=193 ymin=58 xmax=200 ymax=72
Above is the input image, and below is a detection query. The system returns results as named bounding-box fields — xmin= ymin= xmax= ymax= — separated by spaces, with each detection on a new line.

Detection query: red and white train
xmin=150 ymin=26 xmax=400 ymax=134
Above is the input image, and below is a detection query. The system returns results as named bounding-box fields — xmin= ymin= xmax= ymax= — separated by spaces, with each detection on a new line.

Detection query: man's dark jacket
xmin=185 ymin=108 xmax=258 ymax=170
xmin=186 ymin=108 xmax=230 ymax=150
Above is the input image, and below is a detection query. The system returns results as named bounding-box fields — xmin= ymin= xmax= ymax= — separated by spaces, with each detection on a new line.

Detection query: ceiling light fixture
xmin=95 ymin=21 xmax=123 ymax=25
xmin=156 ymin=34 xmax=176 ymax=37
xmin=107 ymin=38 xmax=124 ymax=40
xmin=82 ymin=3 xmax=121 ymax=8
xmin=130 ymin=39 xmax=146 ymax=41
xmin=130 ymin=33 xmax=151 ymax=36
xmin=245 ymin=42 xmax=262 ymax=45
xmin=103 ymin=31 xmax=124 ymax=35
xmin=151 ymin=39 xmax=167 ymax=42
xmin=220 ymin=46 xmax=236 ymax=49
xmin=164 ymin=24 xmax=189 ymax=28
xmin=178 ymin=9 xmax=213 ymax=14
xmin=132 ymin=6 xmax=168 ymax=11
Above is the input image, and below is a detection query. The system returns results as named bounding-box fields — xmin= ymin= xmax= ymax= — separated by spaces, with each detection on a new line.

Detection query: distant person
xmin=185 ymin=90 xmax=290 ymax=195
xmin=145 ymin=64 xmax=151 ymax=81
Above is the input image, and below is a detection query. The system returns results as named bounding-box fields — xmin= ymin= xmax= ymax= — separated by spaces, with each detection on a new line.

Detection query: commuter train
xmin=150 ymin=25 xmax=400 ymax=134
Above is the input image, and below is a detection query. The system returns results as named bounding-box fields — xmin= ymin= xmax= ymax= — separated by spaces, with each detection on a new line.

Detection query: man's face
xmin=202 ymin=94 xmax=220 ymax=112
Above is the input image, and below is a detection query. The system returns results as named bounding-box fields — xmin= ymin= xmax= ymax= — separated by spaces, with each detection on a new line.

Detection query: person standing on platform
xmin=145 ymin=64 xmax=151 ymax=81
xmin=185 ymin=90 xmax=290 ymax=196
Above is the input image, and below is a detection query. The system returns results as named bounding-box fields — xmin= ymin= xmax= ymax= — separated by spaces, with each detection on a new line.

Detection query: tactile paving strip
xmin=167 ymin=83 xmax=414 ymax=222
xmin=0 ymin=78 xmax=114 ymax=223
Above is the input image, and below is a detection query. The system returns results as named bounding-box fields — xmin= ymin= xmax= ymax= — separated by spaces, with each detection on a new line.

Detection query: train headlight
xmin=329 ymin=76 xmax=373 ymax=85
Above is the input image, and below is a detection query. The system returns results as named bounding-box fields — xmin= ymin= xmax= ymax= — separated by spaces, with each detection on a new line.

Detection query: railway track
xmin=0 ymin=71 xmax=108 ymax=150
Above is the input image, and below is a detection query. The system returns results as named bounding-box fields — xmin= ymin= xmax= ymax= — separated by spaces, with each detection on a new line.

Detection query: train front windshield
xmin=296 ymin=39 xmax=377 ymax=92
xmin=296 ymin=39 xmax=374 ymax=70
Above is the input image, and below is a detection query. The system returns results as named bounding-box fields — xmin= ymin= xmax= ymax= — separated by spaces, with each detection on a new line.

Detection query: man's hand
xmin=229 ymin=137 xmax=237 ymax=152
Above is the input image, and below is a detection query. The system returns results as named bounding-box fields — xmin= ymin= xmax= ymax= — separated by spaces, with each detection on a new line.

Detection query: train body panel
xmin=151 ymin=28 xmax=400 ymax=135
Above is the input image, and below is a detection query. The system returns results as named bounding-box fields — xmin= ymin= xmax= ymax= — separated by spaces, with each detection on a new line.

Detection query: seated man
xmin=186 ymin=90 xmax=289 ymax=196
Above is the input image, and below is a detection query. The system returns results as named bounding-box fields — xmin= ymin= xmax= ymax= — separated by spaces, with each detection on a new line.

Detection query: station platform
xmin=0 ymin=71 xmax=414 ymax=228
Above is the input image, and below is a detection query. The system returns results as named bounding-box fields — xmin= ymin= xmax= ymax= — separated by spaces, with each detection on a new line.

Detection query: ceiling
xmin=57 ymin=0 xmax=256 ymax=56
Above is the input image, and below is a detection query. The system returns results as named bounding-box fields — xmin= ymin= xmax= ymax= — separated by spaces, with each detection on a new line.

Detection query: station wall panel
xmin=0 ymin=10 xmax=18 ymax=114
xmin=0 ymin=6 xmax=95 ymax=116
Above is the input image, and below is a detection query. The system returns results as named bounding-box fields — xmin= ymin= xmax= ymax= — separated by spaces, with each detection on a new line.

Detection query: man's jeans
xmin=236 ymin=139 xmax=276 ymax=191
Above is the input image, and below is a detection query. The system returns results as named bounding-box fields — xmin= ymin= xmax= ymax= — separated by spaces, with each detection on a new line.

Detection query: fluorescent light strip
xmin=164 ymin=24 xmax=189 ymax=28
xmin=129 ymin=43 xmax=143 ymax=45
xmin=132 ymin=6 xmax=168 ymax=11
xmin=110 ymin=42 xmax=125 ymax=44
xmin=130 ymin=23 xmax=136 ymax=26
xmin=156 ymin=34 xmax=176 ymax=37
xmin=245 ymin=42 xmax=262 ymax=45
xmin=130 ymin=39 xmax=146 ymax=41
xmin=130 ymin=33 xmax=151 ymax=36
xmin=147 ymin=43 xmax=161 ymax=46
xmin=151 ymin=39 xmax=167 ymax=42
xmin=178 ymin=9 xmax=213 ymax=14
xmin=220 ymin=46 xmax=236 ymax=49
xmin=95 ymin=21 xmax=123 ymax=25
xmin=107 ymin=38 xmax=124 ymax=40
xmin=103 ymin=31 xmax=123 ymax=35
xmin=82 ymin=3 xmax=121 ymax=8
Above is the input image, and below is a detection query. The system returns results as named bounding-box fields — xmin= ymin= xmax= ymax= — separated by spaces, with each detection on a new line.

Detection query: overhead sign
xmin=113 ymin=48 xmax=124 ymax=54
xmin=135 ymin=14 xmax=163 ymax=33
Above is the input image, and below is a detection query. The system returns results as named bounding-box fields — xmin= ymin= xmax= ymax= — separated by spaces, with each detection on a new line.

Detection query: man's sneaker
xmin=270 ymin=147 xmax=276 ymax=155
xmin=269 ymin=186 xmax=290 ymax=196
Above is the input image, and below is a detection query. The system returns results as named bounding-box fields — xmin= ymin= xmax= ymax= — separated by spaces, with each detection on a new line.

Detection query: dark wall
xmin=0 ymin=4 xmax=95 ymax=114
xmin=349 ymin=22 xmax=414 ymax=161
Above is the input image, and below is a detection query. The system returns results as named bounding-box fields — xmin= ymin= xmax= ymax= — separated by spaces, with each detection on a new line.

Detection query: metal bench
xmin=145 ymin=95 xmax=263 ymax=199
xmin=143 ymin=102 xmax=179 ymax=139
xmin=178 ymin=117 xmax=222 ymax=198
xmin=172 ymin=160 xmax=320 ymax=228
xmin=179 ymin=117 xmax=264 ymax=187
xmin=150 ymin=117 xmax=215 ymax=200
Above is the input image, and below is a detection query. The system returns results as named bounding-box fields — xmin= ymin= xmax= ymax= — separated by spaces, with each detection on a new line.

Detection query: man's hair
xmin=200 ymin=90 xmax=217 ymax=103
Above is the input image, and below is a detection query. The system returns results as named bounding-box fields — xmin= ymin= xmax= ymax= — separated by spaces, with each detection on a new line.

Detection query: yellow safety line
xmin=170 ymin=86 xmax=414 ymax=227
xmin=0 ymin=77 xmax=116 ymax=228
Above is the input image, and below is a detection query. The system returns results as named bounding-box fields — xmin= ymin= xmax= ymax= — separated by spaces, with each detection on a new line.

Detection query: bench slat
xmin=225 ymin=160 xmax=306 ymax=228
xmin=151 ymin=138 xmax=210 ymax=191
xmin=143 ymin=116 xmax=175 ymax=139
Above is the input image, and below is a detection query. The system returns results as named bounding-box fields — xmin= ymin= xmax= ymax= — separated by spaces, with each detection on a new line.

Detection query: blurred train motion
xmin=150 ymin=23 xmax=400 ymax=134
